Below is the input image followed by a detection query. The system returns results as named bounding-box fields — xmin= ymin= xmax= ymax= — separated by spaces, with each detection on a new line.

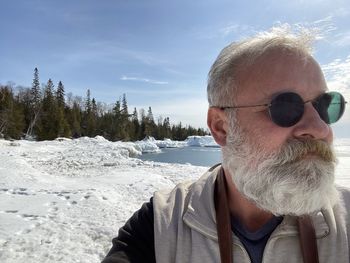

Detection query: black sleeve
xmin=102 ymin=198 xmax=156 ymax=263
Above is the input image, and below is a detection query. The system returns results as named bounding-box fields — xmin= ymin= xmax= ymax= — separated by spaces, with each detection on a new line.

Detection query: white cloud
xmin=322 ymin=55 xmax=350 ymax=94
xmin=219 ymin=23 xmax=256 ymax=38
xmin=191 ymin=23 xmax=256 ymax=40
xmin=120 ymin=76 xmax=168 ymax=85
xmin=332 ymin=32 xmax=350 ymax=47
xmin=54 ymin=40 xmax=169 ymax=68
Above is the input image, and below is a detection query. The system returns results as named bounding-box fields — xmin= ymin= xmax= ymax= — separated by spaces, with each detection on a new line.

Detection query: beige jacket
xmin=153 ymin=165 xmax=350 ymax=263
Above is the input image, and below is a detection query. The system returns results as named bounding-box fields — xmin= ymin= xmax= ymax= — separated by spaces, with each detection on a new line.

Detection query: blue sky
xmin=0 ymin=0 xmax=349 ymax=137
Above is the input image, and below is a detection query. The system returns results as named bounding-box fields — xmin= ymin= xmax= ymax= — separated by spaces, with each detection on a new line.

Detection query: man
xmin=103 ymin=27 xmax=350 ymax=263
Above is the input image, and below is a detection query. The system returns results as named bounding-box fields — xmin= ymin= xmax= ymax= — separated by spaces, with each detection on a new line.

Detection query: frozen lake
xmin=139 ymin=146 xmax=222 ymax=166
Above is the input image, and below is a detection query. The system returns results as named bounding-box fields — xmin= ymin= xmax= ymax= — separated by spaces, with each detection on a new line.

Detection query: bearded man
xmin=103 ymin=27 xmax=350 ymax=263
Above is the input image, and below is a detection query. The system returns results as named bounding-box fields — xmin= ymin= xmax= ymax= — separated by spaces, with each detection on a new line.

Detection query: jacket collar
xmin=183 ymin=164 xmax=330 ymax=241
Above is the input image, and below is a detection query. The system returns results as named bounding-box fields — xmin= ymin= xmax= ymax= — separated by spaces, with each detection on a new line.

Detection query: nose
xmin=292 ymin=102 xmax=333 ymax=142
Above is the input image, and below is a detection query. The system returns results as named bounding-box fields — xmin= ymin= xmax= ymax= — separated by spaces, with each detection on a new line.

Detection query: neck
xmin=224 ymin=169 xmax=274 ymax=232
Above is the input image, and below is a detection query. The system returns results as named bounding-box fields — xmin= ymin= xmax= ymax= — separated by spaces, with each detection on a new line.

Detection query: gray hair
xmin=207 ymin=25 xmax=318 ymax=107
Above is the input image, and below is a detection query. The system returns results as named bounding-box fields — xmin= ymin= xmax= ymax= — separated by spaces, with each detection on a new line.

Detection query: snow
xmin=135 ymin=138 xmax=160 ymax=153
xmin=186 ymin=135 xmax=218 ymax=147
xmin=0 ymin=136 xmax=349 ymax=262
xmin=155 ymin=138 xmax=188 ymax=148
xmin=135 ymin=136 xmax=218 ymax=153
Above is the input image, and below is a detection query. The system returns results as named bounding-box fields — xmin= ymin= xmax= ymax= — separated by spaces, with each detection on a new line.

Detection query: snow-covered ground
xmin=0 ymin=136 xmax=349 ymax=262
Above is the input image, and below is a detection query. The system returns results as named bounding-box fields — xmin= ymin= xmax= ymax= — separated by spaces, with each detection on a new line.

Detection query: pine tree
xmin=0 ymin=85 xmax=25 ymax=139
xmin=121 ymin=94 xmax=128 ymax=116
xmin=163 ymin=117 xmax=171 ymax=139
xmin=82 ymin=89 xmax=95 ymax=137
xmin=145 ymin=106 xmax=156 ymax=138
xmin=139 ymin=108 xmax=146 ymax=139
xmin=31 ymin=68 xmax=41 ymax=106
xmin=56 ymin=81 xmax=65 ymax=109
xmin=113 ymin=100 xmax=121 ymax=116
xmin=119 ymin=94 xmax=131 ymax=140
xmin=26 ymin=67 xmax=42 ymax=137
xmin=68 ymin=100 xmax=82 ymax=138
xmin=130 ymin=107 xmax=140 ymax=140
xmin=16 ymin=87 xmax=32 ymax=135
xmin=55 ymin=81 xmax=70 ymax=137
xmin=36 ymin=79 xmax=57 ymax=140
xmin=147 ymin=106 xmax=154 ymax=123
xmin=87 ymin=98 xmax=97 ymax=136
xmin=85 ymin=89 xmax=91 ymax=114
xmin=109 ymin=99 xmax=120 ymax=140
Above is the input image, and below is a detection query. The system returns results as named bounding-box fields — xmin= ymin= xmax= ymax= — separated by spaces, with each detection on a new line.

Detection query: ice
xmin=135 ymin=138 xmax=161 ymax=153
xmin=135 ymin=136 xmax=218 ymax=153
xmin=0 ymin=136 xmax=349 ymax=262
xmin=185 ymin=135 xmax=219 ymax=147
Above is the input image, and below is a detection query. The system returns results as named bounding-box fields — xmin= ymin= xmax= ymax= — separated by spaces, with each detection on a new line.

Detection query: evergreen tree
xmin=162 ymin=117 xmax=172 ymax=139
xmin=85 ymin=89 xmax=92 ymax=114
xmin=147 ymin=106 xmax=154 ymax=123
xmin=36 ymin=79 xmax=57 ymax=140
xmin=0 ymin=85 xmax=25 ymax=139
xmin=31 ymin=68 xmax=41 ymax=106
xmin=130 ymin=107 xmax=140 ymax=140
xmin=55 ymin=81 xmax=70 ymax=137
xmin=16 ymin=87 xmax=32 ymax=135
xmin=82 ymin=89 xmax=95 ymax=137
xmin=92 ymin=98 xmax=98 ymax=116
xmin=119 ymin=94 xmax=131 ymax=140
xmin=113 ymin=100 xmax=121 ymax=116
xmin=68 ymin=100 xmax=82 ymax=138
xmin=26 ymin=67 xmax=42 ymax=137
xmin=121 ymin=93 xmax=128 ymax=116
xmin=139 ymin=108 xmax=146 ymax=139
xmin=56 ymin=81 xmax=65 ymax=109
xmin=109 ymin=99 xmax=122 ymax=140
xmin=144 ymin=106 xmax=156 ymax=137
xmin=87 ymin=97 xmax=97 ymax=136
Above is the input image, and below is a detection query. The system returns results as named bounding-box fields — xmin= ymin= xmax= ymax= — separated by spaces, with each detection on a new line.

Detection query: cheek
xmin=251 ymin=129 xmax=288 ymax=153
xmin=326 ymin=128 xmax=334 ymax=144
xmin=238 ymin=112 xmax=292 ymax=153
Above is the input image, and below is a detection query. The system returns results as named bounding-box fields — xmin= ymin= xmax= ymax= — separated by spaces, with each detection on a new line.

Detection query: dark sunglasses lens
xmin=269 ymin=92 xmax=304 ymax=127
xmin=313 ymin=92 xmax=346 ymax=124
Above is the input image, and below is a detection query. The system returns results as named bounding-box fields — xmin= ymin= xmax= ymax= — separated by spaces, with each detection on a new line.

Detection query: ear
xmin=207 ymin=107 xmax=228 ymax=146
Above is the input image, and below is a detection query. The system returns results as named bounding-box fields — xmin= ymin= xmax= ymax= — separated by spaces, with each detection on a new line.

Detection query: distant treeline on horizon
xmin=0 ymin=68 xmax=209 ymax=141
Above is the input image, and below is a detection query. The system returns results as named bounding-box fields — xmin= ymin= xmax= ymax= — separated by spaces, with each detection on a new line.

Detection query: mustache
xmin=274 ymin=139 xmax=336 ymax=164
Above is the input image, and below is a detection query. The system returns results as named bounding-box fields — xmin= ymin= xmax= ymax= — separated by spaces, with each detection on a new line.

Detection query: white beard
xmin=222 ymin=127 xmax=339 ymax=216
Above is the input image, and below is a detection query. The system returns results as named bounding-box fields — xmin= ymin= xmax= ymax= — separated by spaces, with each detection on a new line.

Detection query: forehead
xmin=234 ymin=50 xmax=327 ymax=103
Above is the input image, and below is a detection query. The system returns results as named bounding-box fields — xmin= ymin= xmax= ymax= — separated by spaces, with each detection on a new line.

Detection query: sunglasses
xmin=219 ymin=91 xmax=346 ymax=127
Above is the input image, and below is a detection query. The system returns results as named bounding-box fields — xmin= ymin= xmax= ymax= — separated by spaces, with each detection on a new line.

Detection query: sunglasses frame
xmin=215 ymin=91 xmax=347 ymax=127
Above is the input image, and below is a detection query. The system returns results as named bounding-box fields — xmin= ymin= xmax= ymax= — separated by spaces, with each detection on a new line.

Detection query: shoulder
xmin=102 ymin=199 xmax=156 ymax=263
xmin=153 ymin=180 xmax=195 ymax=227
xmin=336 ymin=185 xmax=350 ymax=211
xmin=153 ymin=164 xmax=221 ymax=213
xmin=153 ymin=164 xmax=221 ymax=226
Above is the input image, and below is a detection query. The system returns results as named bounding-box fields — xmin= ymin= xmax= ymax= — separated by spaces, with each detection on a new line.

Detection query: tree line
xmin=0 ymin=68 xmax=208 ymax=141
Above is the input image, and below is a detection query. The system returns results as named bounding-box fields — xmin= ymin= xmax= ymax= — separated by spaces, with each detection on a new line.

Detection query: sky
xmin=0 ymin=0 xmax=349 ymax=137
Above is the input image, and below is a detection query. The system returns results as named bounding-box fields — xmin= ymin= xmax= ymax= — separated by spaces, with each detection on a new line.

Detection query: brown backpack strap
xmin=214 ymin=168 xmax=233 ymax=263
xmin=298 ymin=216 xmax=319 ymax=263
xmin=214 ymin=168 xmax=319 ymax=263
